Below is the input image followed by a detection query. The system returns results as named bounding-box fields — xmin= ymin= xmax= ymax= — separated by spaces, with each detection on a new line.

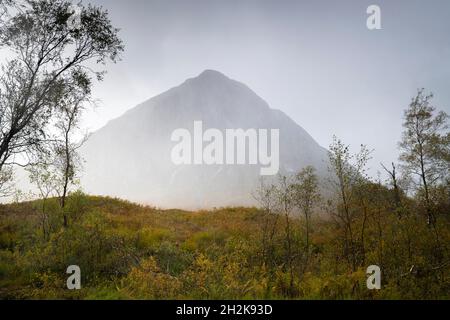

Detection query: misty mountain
xmin=80 ymin=70 xmax=329 ymax=208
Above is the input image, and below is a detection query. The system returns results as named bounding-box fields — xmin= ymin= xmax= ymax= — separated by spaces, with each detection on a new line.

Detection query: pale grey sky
xmin=51 ymin=0 xmax=450 ymax=177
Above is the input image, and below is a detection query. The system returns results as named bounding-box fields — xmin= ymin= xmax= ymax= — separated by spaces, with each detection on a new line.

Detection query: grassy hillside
xmin=0 ymin=192 xmax=449 ymax=299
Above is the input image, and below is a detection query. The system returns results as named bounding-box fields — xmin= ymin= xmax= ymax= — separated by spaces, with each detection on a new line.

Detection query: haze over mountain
xmin=81 ymin=70 xmax=329 ymax=208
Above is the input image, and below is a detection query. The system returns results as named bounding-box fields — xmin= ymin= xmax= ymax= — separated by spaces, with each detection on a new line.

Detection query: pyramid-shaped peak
xmin=185 ymin=69 xmax=250 ymax=92
xmin=197 ymin=69 xmax=229 ymax=79
xmin=182 ymin=70 xmax=233 ymax=88
xmin=181 ymin=69 xmax=249 ymax=94
xmin=81 ymin=68 xmax=329 ymax=208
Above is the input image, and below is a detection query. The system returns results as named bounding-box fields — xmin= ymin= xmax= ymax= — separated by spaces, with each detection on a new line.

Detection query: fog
xmin=84 ymin=0 xmax=450 ymax=180
xmin=2 ymin=0 xmax=450 ymax=206
xmin=80 ymin=70 xmax=330 ymax=208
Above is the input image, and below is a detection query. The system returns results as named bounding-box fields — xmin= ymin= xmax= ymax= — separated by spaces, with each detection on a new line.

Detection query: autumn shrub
xmin=120 ymin=256 xmax=182 ymax=299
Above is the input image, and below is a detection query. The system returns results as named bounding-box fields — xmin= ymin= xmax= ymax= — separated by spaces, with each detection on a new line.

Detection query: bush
xmin=120 ymin=257 xmax=182 ymax=299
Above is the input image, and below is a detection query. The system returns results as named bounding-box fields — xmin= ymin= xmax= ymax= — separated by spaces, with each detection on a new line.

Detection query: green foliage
xmin=137 ymin=227 xmax=172 ymax=250
xmin=183 ymin=231 xmax=226 ymax=252
xmin=0 ymin=188 xmax=449 ymax=300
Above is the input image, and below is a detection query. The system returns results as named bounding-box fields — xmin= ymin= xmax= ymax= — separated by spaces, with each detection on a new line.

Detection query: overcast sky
xmin=54 ymin=0 xmax=450 ymax=177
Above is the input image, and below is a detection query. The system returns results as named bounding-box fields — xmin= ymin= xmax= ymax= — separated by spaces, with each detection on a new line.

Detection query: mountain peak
xmin=182 ymin=69 xmax=244 ymax=95
xmin=81 ymin=70 xmax=329 ymax=208
xmin=187 ymin=70 xmax=233 ymax=86
xmin=180 ymin=70 xmax=231 ymax=89
xmin=197 ymin=69 xmax=228 ymax=79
